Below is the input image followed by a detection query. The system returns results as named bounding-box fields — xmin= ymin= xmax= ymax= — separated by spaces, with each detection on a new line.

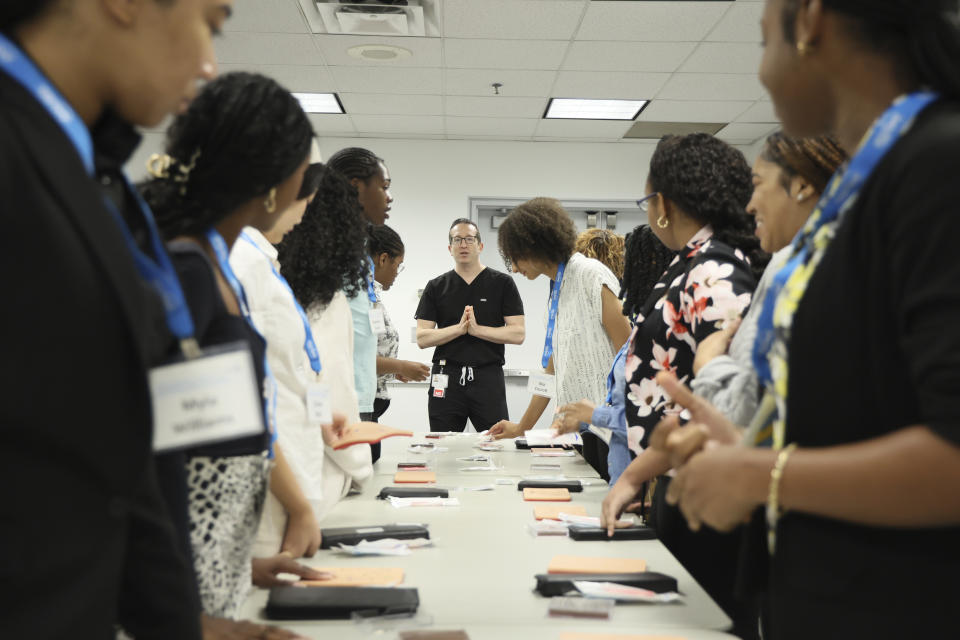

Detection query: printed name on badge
xmin=528 ymin=372 xmax=557 ymax=399
xmin=306 ymin=381 xmax=334 ymax=426
xmin=369 ymin=307 xmax=387 ymax=335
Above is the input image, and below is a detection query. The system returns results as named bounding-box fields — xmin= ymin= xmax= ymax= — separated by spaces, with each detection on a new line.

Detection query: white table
xmin=238 ymin=433 xmax=734 ymax=639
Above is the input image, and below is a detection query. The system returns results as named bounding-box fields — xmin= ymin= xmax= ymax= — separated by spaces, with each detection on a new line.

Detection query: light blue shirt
xmin=348 ymin=289 xmax=377 ymax=414
xmin=590 ymin=343 xmax=630 ymax=485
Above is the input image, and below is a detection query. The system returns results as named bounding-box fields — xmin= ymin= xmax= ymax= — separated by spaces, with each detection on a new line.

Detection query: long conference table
xmin=239 ymin=432 xmax=737 ymax=640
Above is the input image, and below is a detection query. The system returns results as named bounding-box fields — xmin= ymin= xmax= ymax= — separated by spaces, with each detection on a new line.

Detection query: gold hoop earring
xmin=797 ymin=41 xmax=810 ymax=56
xmin=656 ymin=214 xmax=669 ymax=230
xmin=264 ymin=187 xmax=277 ymax=214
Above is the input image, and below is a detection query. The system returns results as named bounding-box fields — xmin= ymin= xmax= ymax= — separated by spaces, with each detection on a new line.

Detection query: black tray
xmin=534 ymin=572 xmax=677 ymax=597
xmin=266 ymin=585 xmax=419 ymax=620
xmin=319 ymin=523 xmax=430 ymax=549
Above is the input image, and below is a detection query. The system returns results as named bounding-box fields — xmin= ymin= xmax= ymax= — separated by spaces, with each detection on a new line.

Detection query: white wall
xmin=127 ymin=134 xmax=759 ymax=433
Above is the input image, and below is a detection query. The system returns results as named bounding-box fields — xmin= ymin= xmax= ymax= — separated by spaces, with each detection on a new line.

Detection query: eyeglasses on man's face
xmin=450 ymin=236 xmax=478 ymax=246
xmin=636 ymin=192 xmax=659 ymax=213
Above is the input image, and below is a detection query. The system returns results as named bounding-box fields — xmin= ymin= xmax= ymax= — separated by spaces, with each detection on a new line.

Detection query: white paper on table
xmin=457 ymin=485 xmax=495 ymax=492
xmin=527 ymin=520 xmax=569 ymax=536
xmin=573 ymin=581 xmax=682 ymax=603
xmin=388 ymin=496 xmax=460 ymax=508
xmin=523 ymin=430 xmax=583 ymax=446
xmin=334 ymin=537 xmax=433 ymax=556
xmin=456 ymin=455 xmax=491 ymax=462
xmin=475 ymin=442 xmax=504 ymax=451
xmin=530 ymin=450 xmax=576 ymax=457
xmin=458 ymin=465 xmax=500 ymax=472
xmin=558 ymin=513 xmax=634 ymax=527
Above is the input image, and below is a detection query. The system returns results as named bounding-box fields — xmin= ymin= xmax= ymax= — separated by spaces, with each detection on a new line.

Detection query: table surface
xmin=238 ymin=433 xmax=735 ymax=640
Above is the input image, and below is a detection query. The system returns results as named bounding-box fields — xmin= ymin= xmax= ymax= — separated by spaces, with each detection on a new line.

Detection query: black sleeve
xmin=885 ymin=118 xmax=960 ymax=446
xmin=118 ymin=456 xmax=202 ymax=639
xmin=170 ymin=247 xmax=219 ymax=340
xmin=501 ymin=275 xmax=524 ymax=317
xmin=415 ymin=280 xmax=438 ymax=322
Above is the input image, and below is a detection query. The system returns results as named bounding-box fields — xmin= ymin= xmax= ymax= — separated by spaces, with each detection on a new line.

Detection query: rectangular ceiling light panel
xmin=294 ymin=92 xmax=345 ymax=114
xmin=544 ymin=98 xmax=649 ymax=120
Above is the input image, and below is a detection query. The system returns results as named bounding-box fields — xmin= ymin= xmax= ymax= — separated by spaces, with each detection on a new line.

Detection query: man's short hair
xmin=449 ymin=218 xmax=481 ymax=244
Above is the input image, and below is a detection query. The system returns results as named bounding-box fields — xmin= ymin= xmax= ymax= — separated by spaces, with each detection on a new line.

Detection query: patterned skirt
xmin=186 ymin=454 xmax=270 ymax=618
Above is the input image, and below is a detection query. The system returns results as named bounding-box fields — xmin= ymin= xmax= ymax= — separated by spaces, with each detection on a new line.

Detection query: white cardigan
xmin=230 ymin=229 xmax=371 ymax=555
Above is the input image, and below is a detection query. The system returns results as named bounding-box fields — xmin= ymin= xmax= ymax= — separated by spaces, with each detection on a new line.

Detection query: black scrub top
xmin=748 ymin=100 xmax=960 ymax=639
xmin=415 ymin=267 xmax=524 ymax=366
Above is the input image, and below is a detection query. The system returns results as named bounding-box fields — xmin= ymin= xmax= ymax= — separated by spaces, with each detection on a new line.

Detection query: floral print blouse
xmin=624 ymin=226 xmax=756 ymax=447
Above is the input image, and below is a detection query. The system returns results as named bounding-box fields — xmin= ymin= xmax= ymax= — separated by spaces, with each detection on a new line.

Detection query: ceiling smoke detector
xmin=347 ymin=44 xmax=412 ymax=61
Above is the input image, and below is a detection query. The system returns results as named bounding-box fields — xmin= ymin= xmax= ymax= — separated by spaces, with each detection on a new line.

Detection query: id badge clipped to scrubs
xmin=528 ymin=372 xmax=557 ymax=399
xmin=150 ymin=341 xmax=265 ymax=452
xmin=306 ymin=381 xmax=334 ymax=427
xmin=369 ymin=305 xmax=387 ymax=335
xmin=431 ymin=373 xmax=448 ymax=399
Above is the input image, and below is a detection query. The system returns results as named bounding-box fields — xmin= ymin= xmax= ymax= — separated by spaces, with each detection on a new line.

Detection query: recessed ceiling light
xmin=347 ymin=44 xmax=413 ymax=62
xmin=544 ymin=98 xmax=649 ymax=120
xmin=293 ymin=93 xmax=345 ymax=114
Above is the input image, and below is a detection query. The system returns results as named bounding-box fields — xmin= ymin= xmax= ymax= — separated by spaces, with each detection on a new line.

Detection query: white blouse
xmin=230 ymin=229 xmax=371 ymax=553
xmin=550 ymin=252 xmax=621 ymax=408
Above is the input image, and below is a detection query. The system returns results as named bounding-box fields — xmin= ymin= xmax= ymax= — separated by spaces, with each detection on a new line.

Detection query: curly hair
xmin=277 ymin=164 xmax=368 ymax=309
xmin=369 ymin=224 xmax=404 ymax=259
xmin=575 ymin=229 xmax=625 ymax=280
xmin=781 ymin=0 xmax=960 ymax=100
xmin=140 ymin=72 xmax=312 ymax=240
xmin=648 ymin=133 xmax=768 ymax=279
xmin=621 ymin=225 xmax=676 ymax=320
xmin=497 ymin=198 xmax=577 ymax=272
xmin=760 ymin=132 xmax=847 ymax=195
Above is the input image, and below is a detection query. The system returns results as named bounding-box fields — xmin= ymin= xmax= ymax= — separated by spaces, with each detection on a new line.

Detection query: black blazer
xmin=0 ymin=72 xmax=201 ymax=638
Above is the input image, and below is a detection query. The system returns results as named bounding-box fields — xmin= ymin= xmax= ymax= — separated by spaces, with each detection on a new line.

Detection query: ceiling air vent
xmin=315 ymin=0 xmax=427 ymax=37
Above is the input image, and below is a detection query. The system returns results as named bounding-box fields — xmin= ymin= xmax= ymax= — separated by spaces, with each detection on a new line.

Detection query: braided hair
xmin=575 ymin=229 xmax=625 ymax=280
xmin=278 ymin=165 xmax=368 ymax=309
xmin=760 ymin=132 xmax=847 ymax=195
xmin=369 ymin=224 xmax=404 ymax=259
xmin=327 ymin=147 xmax=384 ymax=184
xmin=648 ymin=133 xmax=768 ymax=279
xmin=497 ymin=197 xmax=577 ymax=272
xmin=781 ymin=0 xmax=960 ymax=100
xmin=621 ymin=225 xmax=676 ymax=320
xmin=141 ymin=72 xmax=313 ymax=240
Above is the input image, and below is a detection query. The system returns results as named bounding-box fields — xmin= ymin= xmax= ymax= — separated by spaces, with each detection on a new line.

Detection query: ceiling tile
xmin=716 ymin=122 xmax=779 ymax=143
xmin=736 ymin=101 xmax=779 ymax=123
xmin=534 ymin=119 xmax=634 ymax=140
xmin=217 ymin=63 xmax=336 ymax=93
xmin=214 ymin=32 xmax=322 ymax=65
xmin=225 ymin=0 xmax=310 ymax=33
xmin=331 ymin=66 xmax=442 ymax=94
xmin=657 ymin=73 xmax=765 ymax=101
xmin=638 ymin=100 xmax=752 ymax=123
xmin=443 ymin=0 xmax=586 ymax=40
xmin=307 ymin=114 xmax=356 ymax=135
xmin=444 ymin=69 xmax=557 ymax=97
xmin=706 ymin=1 xmax=765 ymax=42
xmin=563 ymin=41 xmax=697 ymax=73
xmin=679 ymin=42 xmax=763 ymax=74
xmin=351 ymin=115 xmax=445 ymax=135
xmin=577 ymin=1 xmax=731 ymax=42
xmin=553 ymin=71 xmax=670 ymax=100
xmin=445 ymin=117 xmax=539 ymax=137
xmin=340 ymin=93 xmax=443 ymax=115
xmin=444 ymin=96 xmax=547 ymax=118
xmin=313 ymin=34 xmax=442 ymax=67
xmin=444 ymin=39 xmax=569 ymax=70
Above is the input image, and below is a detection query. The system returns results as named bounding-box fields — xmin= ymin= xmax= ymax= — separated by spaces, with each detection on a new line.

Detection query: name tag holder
xmin=528 ymin=372 xmax=557 ymax=399
xmin=369 ymin=305 xmax=387 ymax=335
xmin=306 ymin=380 xmax=334 ymax=427
xmin=150 ymin=341 xmax=265 ymax=452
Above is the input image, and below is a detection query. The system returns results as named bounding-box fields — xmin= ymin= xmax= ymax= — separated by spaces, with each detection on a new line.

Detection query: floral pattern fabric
xmin=624 ymin=226 xmax=756 ymax=445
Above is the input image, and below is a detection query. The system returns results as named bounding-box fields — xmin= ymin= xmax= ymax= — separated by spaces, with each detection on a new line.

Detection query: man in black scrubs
xmin=416 ymin=219 xmax=525 ymax=432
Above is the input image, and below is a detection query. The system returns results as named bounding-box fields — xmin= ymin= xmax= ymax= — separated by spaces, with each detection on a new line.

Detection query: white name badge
xmin=306 ymin=381 xmax=333 ymax=426
xmin=432 ymin=373 xmax=449 ymax=390
xmin=528 ymin=372 xmax=557 ymax=399
xmin=369 ymin=306 xmax=387 ymax=335
xmin=150 ymin=345 xmax=264 ymax=453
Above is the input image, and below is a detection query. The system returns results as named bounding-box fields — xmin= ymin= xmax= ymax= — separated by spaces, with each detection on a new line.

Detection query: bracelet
xmin=766 ymin=442 xmax=798 ymax=555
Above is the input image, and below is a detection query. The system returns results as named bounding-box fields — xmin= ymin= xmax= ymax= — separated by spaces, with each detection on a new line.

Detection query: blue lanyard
xmin=206 ymin=229 xmax=277 ymax=457
xmin=542 ymin=261 xmax=566 ymax=368
xmin=0 ymin=33 xmax=94 ymax=175
xmin=240 ymin=231 xmax=322 ymax=375
xmin=366 ymin=256 xmax=378 ymax=305
xmin=605 ymin=340 xmax=629 ymax=405
xmin=0 ymin=33 xmax=198 ymax=347
xmin=752 ymin=91 xmax=939 ymax=385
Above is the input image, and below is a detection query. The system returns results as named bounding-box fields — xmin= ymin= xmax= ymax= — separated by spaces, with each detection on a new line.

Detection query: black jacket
xmin=0 ymin=68 xmax=201 ymax=638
